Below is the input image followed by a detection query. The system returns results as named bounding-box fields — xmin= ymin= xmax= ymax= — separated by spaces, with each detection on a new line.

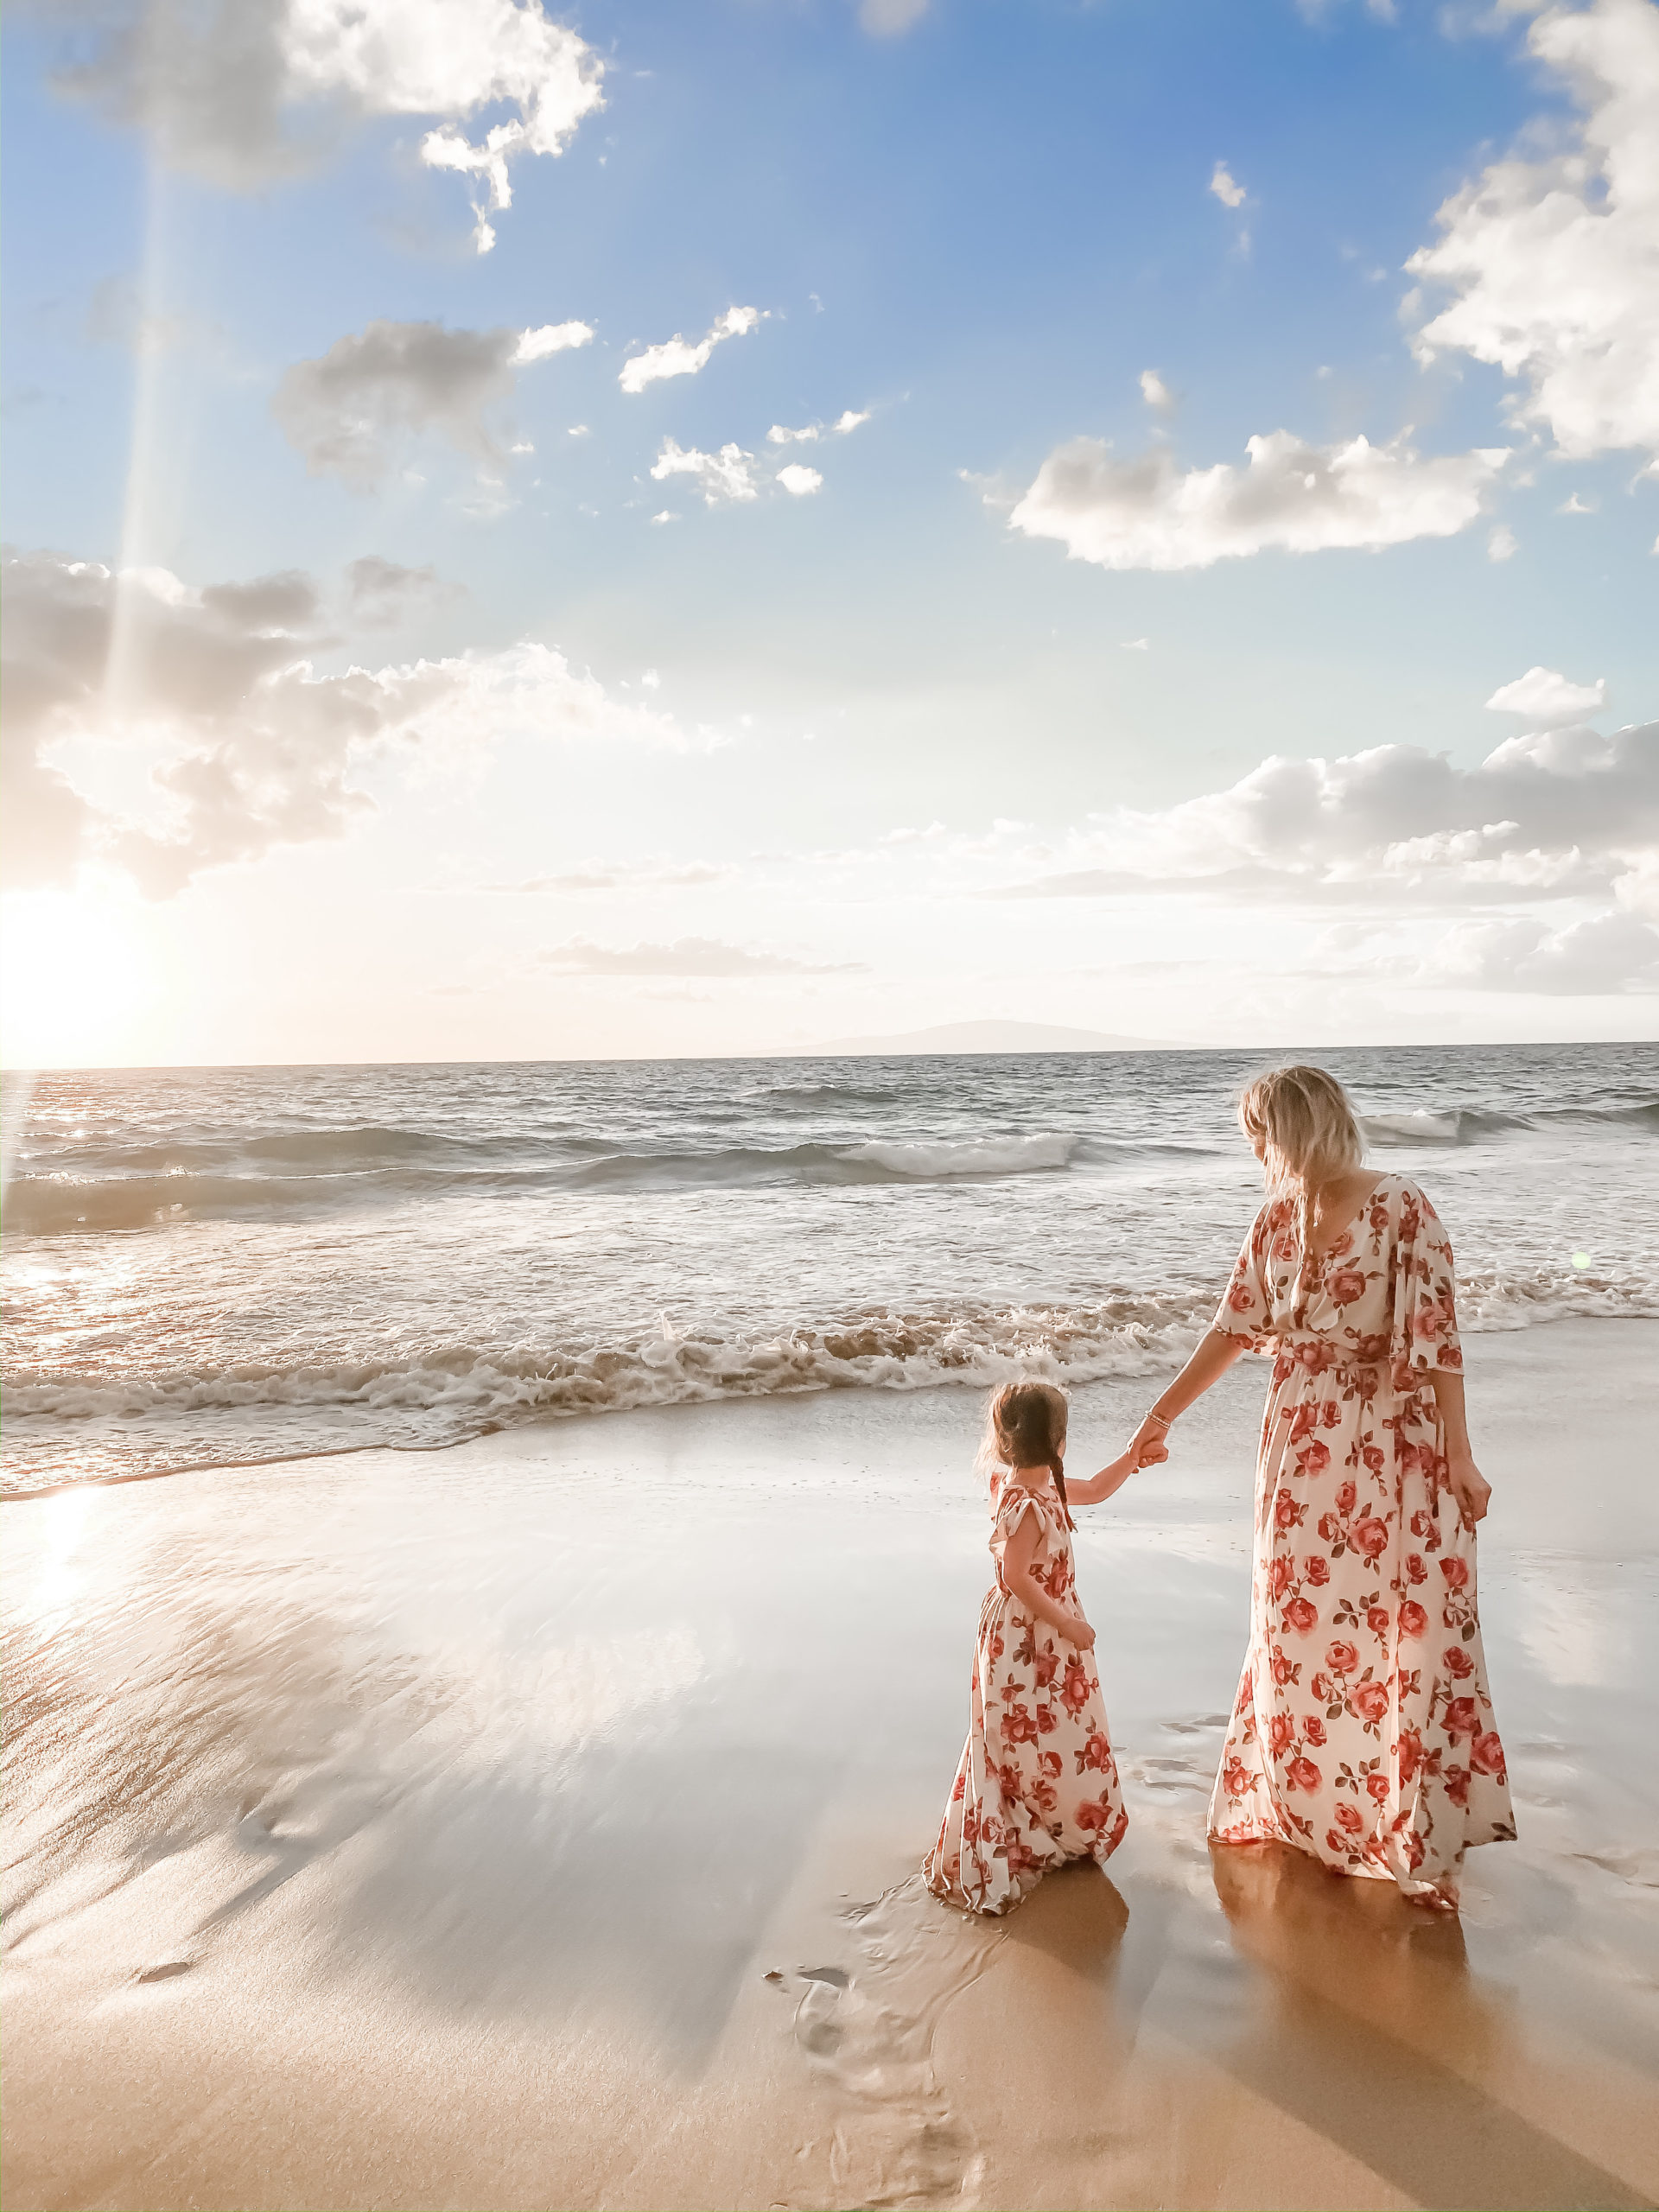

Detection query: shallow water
xmin=4 ymin=1041 xmax=1656 ymax=1492
xmin=4 ymin=1326 xmax=1656 ymax=2209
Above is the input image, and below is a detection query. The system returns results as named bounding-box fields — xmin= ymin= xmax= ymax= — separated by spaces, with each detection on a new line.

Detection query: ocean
xmin=3 ymin=1042 xmax=1655 ymax=1496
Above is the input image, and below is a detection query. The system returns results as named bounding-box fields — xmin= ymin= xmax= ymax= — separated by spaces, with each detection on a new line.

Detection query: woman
xmin=1127 ymin=1065 xmax=1515 ymax=1910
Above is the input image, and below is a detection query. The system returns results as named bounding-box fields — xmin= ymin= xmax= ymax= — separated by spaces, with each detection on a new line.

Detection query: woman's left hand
xmin=1127 ymin=1415 xmax=1168 ymax=1471
xmin=1445 ymin=1452 xmax=1491 ymax=1531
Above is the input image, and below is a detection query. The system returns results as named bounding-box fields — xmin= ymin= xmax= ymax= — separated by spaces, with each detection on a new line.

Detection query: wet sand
xmin=4 ymin=1319 xmax=1657 ymax=2211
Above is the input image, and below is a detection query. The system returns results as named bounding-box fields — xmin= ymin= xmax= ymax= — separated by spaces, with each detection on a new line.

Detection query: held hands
xmin=1127 ymin=1413 xmax=1173 ymax=1471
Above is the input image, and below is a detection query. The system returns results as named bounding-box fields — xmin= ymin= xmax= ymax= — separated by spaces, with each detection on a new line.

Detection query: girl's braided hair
xmin=983 ymin=1379 xmax=1072 ymax=1529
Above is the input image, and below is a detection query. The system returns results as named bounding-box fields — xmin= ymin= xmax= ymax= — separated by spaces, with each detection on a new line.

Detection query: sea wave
xmin=3 ymin=1128 xmax=1111 ymax=1231
xmin=1360 ymin=1096 xmax=1657 ymax=1147
xmin=839 ymin=1133 xmax=1080 ymax=1177
xmin=3 ymin=1295 xmax=1212 ymax=1464
xmin=7 ymin=1265 xmax=1654 ymax=1494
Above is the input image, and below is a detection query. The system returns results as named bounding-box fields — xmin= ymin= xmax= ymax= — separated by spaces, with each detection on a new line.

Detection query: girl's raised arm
xmin=1067 ymin=1438 xmax=1166 ymax=1507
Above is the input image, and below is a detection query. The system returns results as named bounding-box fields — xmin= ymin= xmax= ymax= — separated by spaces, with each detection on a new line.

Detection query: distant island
xmin=811 ymin=1019 xmax=1181 ymax=1057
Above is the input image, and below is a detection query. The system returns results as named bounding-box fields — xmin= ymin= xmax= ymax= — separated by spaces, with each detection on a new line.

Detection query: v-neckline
xmin=1303 ymin=1173 xmax=1389 ymax=1269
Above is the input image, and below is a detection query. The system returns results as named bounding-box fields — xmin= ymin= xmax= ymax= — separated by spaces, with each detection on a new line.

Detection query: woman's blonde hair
xmin=1238 ymin=1065 xmax=1364 ymax=1262
xmin=980 ymin=1380 xmax=1072 ymax=1526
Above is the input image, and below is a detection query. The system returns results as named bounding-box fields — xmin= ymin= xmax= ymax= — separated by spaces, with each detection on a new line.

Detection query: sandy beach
xmin=4 ymin=1319 xmax=1657 ymax=2212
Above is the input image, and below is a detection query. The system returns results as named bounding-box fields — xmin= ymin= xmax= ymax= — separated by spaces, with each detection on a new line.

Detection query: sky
xmin=3 ymin=0 xmax=1656 ymax=1067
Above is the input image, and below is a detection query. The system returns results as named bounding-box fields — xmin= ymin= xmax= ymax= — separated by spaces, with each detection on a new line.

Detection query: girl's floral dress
xmin=925 ymin=1474 xmax=1128 ymax=1915
xmin=1208 ymin=1173 xmax=1516 ymax=1901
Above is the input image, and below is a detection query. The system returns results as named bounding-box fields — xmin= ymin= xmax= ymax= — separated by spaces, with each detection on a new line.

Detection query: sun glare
xmin=0 ymin=887 xmax=157 ymax=1068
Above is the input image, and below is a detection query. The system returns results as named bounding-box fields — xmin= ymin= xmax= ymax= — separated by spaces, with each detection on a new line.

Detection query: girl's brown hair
xmin=982 ymin=1380 xmax=1072 ymax=1528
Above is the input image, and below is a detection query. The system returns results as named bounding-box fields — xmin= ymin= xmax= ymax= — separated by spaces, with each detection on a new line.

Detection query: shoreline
xmin=4 ymin=1319 xmax=1657 ymax=2209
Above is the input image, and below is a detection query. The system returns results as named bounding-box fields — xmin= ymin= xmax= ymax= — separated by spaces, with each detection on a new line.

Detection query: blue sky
xmin=3 ymin=0 xmax=1656 ymax=1064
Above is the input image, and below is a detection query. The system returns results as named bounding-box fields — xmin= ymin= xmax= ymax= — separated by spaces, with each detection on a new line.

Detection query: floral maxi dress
xmin=1208 ymin=1173 xmax=1516 ymax=1901
xmin=925 ymin=1477 xmax=1128 ymax=1914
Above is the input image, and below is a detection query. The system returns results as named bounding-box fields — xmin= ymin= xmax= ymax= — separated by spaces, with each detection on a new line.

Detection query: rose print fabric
xmin=1208 ymin=1173 xmax=1515 ymax=1900
xmin=926 ymin=1477 xmax=1128 ymax=1915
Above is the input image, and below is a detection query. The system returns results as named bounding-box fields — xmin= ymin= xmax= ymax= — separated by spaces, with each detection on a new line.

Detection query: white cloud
xmin=618 ymin=307 xmax=762 ymax=396
xmin=1487 ymin=524 xmax=1519 ymax=562
xmin=512 ymin=321 xmax=594 ymax=364
xmin=1558 ymin=491 xmax=1598 ymax=513
xmin=777 ymin=463 xmax=823 ymax=496
xmin=1120 ymin=637 xmax=1151 ymax=651
xmin=993 ymin=720 xmax=1659 ymax=913
xmin=1209 ymin=161 xmax=1247 ymax=209
xmin=1007 ymin=429 xmax=1508 ymax=571
xmin=1406 ymin=0 xmax=1659 ymax=460
xmin=537 ymin=937 xmax=862 ymax=976
xmin=1485 ymin=665 xmax=1608 ymax=725
xmin=2 ymin=550 xmax=692 ymax=897
xmin=1139 ymin=368 xmax=1175 ymax=413
xmin=650 ymin=509 xmax=679 ymax=525
xmin=650 ymin=439 xmax=759 ymax=505
xmin=47 ymin=0 xmax=604 ymax=252
xmin=770 ymin=408 xmax=869 ymax=445
xmin=272 ymin=317 xmax=583 ymax=488
xmin=1416 ymin=910 xmax=1659 ymax=994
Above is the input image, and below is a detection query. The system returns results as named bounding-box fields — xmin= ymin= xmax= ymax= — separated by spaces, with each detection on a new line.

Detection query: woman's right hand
xmin=1064 ymin=1618 xmax=1096 ymax=1651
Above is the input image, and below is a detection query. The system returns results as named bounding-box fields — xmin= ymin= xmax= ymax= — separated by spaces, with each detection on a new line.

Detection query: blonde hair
xmin=980 ymin=1380 xmax=1072 ymax=1526
xmin=1237 ymin=1064 xmax=1364 ymax=1258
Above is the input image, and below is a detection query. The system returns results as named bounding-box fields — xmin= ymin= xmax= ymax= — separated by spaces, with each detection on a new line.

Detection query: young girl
xmin=925 ymin=1381 xmax=1155 ymax=1915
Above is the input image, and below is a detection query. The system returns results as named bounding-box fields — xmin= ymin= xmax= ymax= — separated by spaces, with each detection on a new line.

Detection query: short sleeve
xmin=989 ymin=1484 xmax=1046 ymax=1572
xmin=1214 ymin=1204 xmax=1276 ymax=1351
xmin=1393 ymin=1184 xmax=1463 ymax=1373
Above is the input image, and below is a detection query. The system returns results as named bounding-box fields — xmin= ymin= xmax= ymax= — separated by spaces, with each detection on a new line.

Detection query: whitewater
xmin=3 ymin=1042 xmax=1655 ymax=1494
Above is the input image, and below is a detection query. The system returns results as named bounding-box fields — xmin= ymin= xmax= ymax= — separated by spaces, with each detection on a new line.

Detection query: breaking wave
xmin=8 ymin=1260 xmax=1655 ymax=1495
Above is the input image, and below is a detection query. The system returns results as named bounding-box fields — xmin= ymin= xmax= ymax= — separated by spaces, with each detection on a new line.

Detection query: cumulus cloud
xmin=650 ymin=439 xmax=759 ymax=505
xmin=537 ymin=937 xmax=862 ymax=976
xmin=45 ymin=0 xmax=604 ymax=252
xmin=1139 ymin=369 xmax=1175 ymax=413
xmin=2 ymin=549 xmax=691 ymax=897
xmin=1417 ymin=909 xmax=1659 ymax=994
xmin=512 ymin=321 xmax=594 ymax=364
xmin=1209 ymin=161 xmax=1247 ymax=209
xmin=995 ymin=721 xmax=1659 ymax=915
xmin=1485 ymin=665 xmax=1607 ymax=726
xmin=777 ymin=463 xmax=823 ymax=496
xmin=1487 ymin=524 xmax=1518 ymax=563
xmin=272 ymin=317 xmax=587 ymax=488
xmin=618 ymin=307 xmax=762 ymax=396
xmin=1406 ymin=0 xmax=1659 ymax=460
xmin=1007 ymin=429 xmax=1508 ymax=571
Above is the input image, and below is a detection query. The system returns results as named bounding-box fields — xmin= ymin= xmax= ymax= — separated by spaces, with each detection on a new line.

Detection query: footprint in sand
xmin=770 ymin=1878 xmax=993 ymax=2209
